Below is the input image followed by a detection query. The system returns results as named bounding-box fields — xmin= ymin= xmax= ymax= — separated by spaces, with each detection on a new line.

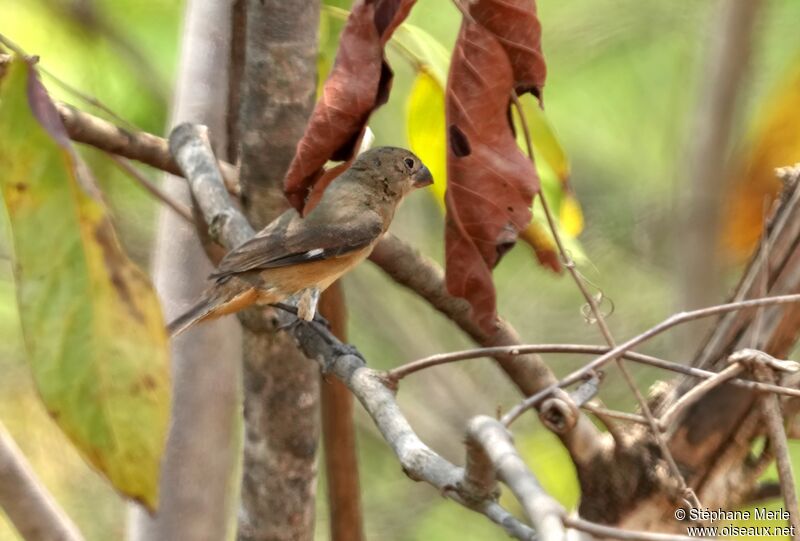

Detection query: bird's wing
xmin=210 ymin=208 xmax=384 ymax=280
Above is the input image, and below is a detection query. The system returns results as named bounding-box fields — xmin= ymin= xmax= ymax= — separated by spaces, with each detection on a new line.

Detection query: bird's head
xmin=354 ymin=146 xmax=434 ymax=198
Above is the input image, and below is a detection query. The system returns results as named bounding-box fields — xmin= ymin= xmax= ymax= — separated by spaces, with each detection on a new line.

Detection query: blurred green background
xmin=2 ymin=0 xmax=800 ymax=539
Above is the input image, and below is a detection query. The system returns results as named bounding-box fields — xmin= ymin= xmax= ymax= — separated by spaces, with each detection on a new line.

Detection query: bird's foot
xmin=272 ymin=302 xmax=330 ymax=328
xmin=330 ymin=342 xmax=363 ymax=360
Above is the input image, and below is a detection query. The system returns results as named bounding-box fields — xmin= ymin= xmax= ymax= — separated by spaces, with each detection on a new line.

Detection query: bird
xmin=167 ymin=146 xmax=433 ymax=336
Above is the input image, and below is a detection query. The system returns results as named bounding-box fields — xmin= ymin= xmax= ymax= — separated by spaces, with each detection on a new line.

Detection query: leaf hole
xmin=448 ymin=125 xmax=471 ymax=157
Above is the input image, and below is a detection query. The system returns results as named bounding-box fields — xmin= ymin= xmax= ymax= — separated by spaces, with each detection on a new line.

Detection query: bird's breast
xmin=258 ymin=243 xmax=374 ymax=297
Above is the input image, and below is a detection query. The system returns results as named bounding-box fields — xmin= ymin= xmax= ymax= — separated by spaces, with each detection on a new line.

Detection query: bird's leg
xmin=296 ymin=287 xmax=321 ymax=322
xmin=271 ymin=300 xmax=364 ymax=372
xmin=273 ymin=287 xmax=329 ymax=327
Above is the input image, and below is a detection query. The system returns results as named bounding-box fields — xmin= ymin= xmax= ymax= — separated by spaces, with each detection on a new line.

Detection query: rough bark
xmin=127 ymin=0 xmax=242 ymax=539
xmin=234 ymin=2 xmax=321 ymax=540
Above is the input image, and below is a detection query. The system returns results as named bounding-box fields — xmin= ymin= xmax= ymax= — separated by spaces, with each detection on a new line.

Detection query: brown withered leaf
xmin=284 ymin=0 xmax=416 ymax=211
xmin=445 ymin=7 xmax=544 ymax=332
xmin=470 ymin=0 xmax=546 ymax=97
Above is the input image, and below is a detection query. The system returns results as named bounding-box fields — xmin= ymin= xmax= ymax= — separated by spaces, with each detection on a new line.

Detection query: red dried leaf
xmin=284 ymin=0 xmax=416 ymax=211
xmin=470 ymin=0 xmax=546 ymax=97
xmin=445 ymin=6 xmax=545 ymax=332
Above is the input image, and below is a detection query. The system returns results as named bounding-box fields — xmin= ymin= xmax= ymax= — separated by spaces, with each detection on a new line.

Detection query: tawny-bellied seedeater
xmin=167 ymin=146 xmax=433 ymax=336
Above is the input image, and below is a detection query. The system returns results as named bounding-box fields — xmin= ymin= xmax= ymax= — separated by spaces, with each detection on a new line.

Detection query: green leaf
xmin=0 ymin=58 xmax=170 ymax=510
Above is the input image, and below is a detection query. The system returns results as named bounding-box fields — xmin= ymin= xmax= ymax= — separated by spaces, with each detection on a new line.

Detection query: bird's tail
xmin=167 ymin=296 xmax=217 ymax=337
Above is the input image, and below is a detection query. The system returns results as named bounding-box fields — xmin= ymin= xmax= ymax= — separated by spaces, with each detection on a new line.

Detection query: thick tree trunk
xmin=233 ymin=2 xmax=321 ymax=540
xmin=128 ymin=0 xmax=241 ymax=539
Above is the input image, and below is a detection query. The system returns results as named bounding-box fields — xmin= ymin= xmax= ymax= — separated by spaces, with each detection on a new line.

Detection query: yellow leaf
xmin=406 ymin=71 xmax=447 ymax=210
xmin=560 ymin=194 xmax=584 ymax=237
xmin=518 ymin=95 xmax=571 ymax=183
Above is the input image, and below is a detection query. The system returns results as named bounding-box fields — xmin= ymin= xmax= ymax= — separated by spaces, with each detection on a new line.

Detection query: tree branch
xmin=319 ymin=284 xmax=365 ymax=541
xmin=502 ymin=293 xmax=800 ymax=426
xmin=168 ymin=123 xmax=537 ymax=541
xmin=0 ymin=421 xmax=85 ymax=541
xmin=465 ymin=416 xmax=566 ymax=541
xmin=368 ymin=234 xmax=604 ymax=466
xmin=168 ymin=123 xmax=252 ymax=248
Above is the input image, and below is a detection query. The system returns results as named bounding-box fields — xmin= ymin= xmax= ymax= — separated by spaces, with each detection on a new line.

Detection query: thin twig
xmin=583 ymin=402 xmax=650 ymax=427
xmin=109 ymin=155 xmax=195 ymax=224
xmin=56 ymin=103 xmax=241 ymax=195
xmin=751 ymin=199 xmax=772 ymax=349
xmin=0 ymin=33 xmax=135 ymax=129
xmin=510 ymin=91 xmax=699 ymax=507
xmin=751 ymin=358 xmax=800 ymax=539
xmin=388 ymin=343 xmax=800 ymax=400
xmin=501 ymin=293 xmax=800 ymax=426
xmin=563 ymin=516 xmax=711 ymax=541
xmin=658 ymin=362 xmax=744 ymax=428
xmin=0 ymin=421 xmax=86 ymax=541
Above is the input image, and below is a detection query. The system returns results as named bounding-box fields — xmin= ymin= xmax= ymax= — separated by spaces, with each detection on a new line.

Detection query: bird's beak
xmin=412 ymin=165 xmax=434 ymax=188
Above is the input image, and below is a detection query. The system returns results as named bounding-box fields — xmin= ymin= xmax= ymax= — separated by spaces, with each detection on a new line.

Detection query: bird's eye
xmin=403 ymin=157 xmax=415 ymax=170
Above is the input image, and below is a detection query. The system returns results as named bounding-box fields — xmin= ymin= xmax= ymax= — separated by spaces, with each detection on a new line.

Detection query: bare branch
xmin=466 ymin=416 xmax=566 ymax=541
xmin=563 ymin=516 xmax=710 ymax=541
xmin=0 ymin=422 xmax=85 ymax=541
xmin=369 ymin=234 xmax=604 ymax=465
xmin=108 ymin=155 xmax=194 ymax=224
xmin=744 ymin=351 xmax=800 ymax=537
xmin=389 ymin=343 xmax=800 ymax=400
xmin=502 ymin=293 xmax=800 ymax=426
xmin=512 ymin=91 xmax=698 ymax=507
xmin=289 ymin=326 xmax=537 ymax=541
xmin=582 ymin=402 xmax=650 ymax=427
xmin=319 ymin=283 xmax=365 ymax=541
xmin=658 ymin=362 xmax=744 ymax=428
xmin=370 ymin=234 xmax=560 ymax=395
xmin=0 ymin=54 xmax=241 ymax=194
xmin=168 ymin=123 xmax=252 ymax=248
xmin=0 ymin=34 xmax=136 ymax=129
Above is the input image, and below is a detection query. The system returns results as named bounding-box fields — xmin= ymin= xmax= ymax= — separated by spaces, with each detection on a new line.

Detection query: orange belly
xmin=210 ymin=244 xmax=373 ymax=318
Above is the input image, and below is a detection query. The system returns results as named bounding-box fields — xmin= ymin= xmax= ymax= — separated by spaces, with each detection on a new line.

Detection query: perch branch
xmin=0 ymin=421 xmax=86 ymax=541
xmin=465 ymin=416 xmax=566 ymax=541
xmin=168 ymin=123 xmax=252 ymax=249
xmin=369 ymin=234 xmax=604 ymax=465
xmin=168 ymin=123 xmax=537 ymax=540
